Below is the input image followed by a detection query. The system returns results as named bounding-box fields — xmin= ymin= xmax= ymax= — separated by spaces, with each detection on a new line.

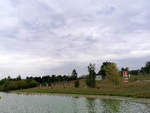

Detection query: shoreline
xmin=12 ymin=87 xmax=150 ymax=99
xmin=11 ymin=91 xmax=150 ymax=104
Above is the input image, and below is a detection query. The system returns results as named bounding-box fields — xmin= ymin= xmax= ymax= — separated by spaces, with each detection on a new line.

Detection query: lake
xmin=0 ymin=92 xmax=150 ymax=113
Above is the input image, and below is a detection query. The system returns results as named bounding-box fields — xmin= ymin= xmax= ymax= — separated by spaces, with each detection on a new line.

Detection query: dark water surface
xmin=0 ymin=92 xmax=150 ymax=113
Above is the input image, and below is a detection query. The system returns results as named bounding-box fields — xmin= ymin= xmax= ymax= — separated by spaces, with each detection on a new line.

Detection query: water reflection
xmin=72 ymin=97 xmax=79 ymax=113
xmin=101 ymin=99 xmax=120 ymax=113
xmin=0 ymin=92 xmax=150 ymax=113
xmin=86 ymin=98 xmax=97 ymax=113
xmin=85 ymin=98 xmax=120 ymax=113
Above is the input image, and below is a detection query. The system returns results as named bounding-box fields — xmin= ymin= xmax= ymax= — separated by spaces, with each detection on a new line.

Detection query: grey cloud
xmin=0 ymin=0 xmax=149 ymax=78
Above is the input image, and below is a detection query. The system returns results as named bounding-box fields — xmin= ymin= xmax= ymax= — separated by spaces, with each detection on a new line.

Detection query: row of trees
xmin=0 ymin=61 xmax=125 ymax=90
xmin=122 ymin=61 xmax=150 ymax=75
xmin=85 ymin=61 xmax=150 ymax=88
xmin=0 ymin=69 xmax=79 ymax=91
xmin=1 ymin=61 xmax=149 ymax=90
xmin=29 ymin=69 xmax=77 ymax=86
xmin=86 ymin=62 xmax=121 ymax=88
xmin=0 ymin=78 xmax=39 ymax=91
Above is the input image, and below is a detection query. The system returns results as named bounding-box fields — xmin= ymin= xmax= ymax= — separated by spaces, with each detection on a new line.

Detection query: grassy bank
xmin=14 ymin=77 xmax=150 ymax=98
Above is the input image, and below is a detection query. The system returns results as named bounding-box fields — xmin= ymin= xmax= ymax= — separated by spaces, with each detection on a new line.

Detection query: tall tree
xmin=105 ymin=63 xmax=121 ymax=86
xmin=145 ymin=62 xmax=150 ymax=74
xmin=86 ymin=64 xmax=96 ymax=88
xmin=71 ymin=69 xmax=78 ymax=80
xmin=98 ymin=62 xmax=112 ymax=79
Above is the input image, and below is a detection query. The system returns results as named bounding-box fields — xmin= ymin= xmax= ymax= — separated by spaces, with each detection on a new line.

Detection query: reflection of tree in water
xmin=121 ymin=101 xmax=150 ymax=113
xmin=71 ymin=97 xmax=79 ymax=113
xmin=86 ymin=98 xmax=97 ymax=113
xmin=101 ymin=99 xmax=120 ymax=113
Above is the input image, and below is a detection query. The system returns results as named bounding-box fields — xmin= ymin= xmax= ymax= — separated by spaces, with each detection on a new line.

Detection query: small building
xmin=95 ymin=75 xmax=102 ymax=80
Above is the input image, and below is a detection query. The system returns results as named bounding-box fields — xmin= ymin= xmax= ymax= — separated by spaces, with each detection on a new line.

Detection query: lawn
xmin=14 ymin=77 xmax=150 ymax=98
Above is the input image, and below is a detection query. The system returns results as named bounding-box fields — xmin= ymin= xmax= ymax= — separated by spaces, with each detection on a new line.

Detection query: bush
xmin=0 ymin=80 xmax=39 ymax=91
xmin=74 ymin=80 xmax=80 ymax=88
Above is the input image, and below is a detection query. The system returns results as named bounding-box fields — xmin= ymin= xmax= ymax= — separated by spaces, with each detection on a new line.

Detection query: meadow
xmin=14 ymin=75 xmax=150 ymax=98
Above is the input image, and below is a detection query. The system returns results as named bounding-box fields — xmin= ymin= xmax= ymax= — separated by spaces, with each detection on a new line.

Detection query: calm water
xmin=0 ymin=92 xmax=150 ymax=113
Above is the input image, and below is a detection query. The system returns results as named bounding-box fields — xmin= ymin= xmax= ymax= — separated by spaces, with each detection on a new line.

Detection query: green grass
xmin=14 ymin=77 xmax=150 ymax=98
xmin=129 ymin=74 xmax=150 ymax=82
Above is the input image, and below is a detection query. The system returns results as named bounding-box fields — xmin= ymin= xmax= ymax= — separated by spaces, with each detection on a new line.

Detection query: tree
xmin=141 ymin=62 xmax=150 ymax=74
xmin=16 ymin=75 xmax=21 ymax=81
xmin=57 ymin=75 xmax=63 ymax=82
xmin=129 ymin=70 xmax=140 ymax=75
xmin=71 ymin=69 xmax=78 ymax=80
xmin=74 ymin=80 xmax=80 ymax=88
xmin=105 ymin=63 xmax=121 ymax=86
xmin=129 ymin=61 xmax=150 ymax=75
xmin=98 ymin=62 xmax=112 ymax=79
xmin=86 ymin=64 xmax=96 ymax=88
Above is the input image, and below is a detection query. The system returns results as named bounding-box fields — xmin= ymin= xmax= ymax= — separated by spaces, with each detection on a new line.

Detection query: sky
xmin=0 ymin=0 xmax=150 ymax=78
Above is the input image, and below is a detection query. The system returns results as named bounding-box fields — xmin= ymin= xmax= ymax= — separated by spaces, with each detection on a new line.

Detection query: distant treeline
xmin=0 ymin=61 xmax=150 ymax=91
xmin=27 ymin=69 xmax=78 ymax=85
xmin=122 ymin=61 xmax=150 ymax=75
xmin=0 ymin=78 xmax=39 ymax=91
xmin=0 ymin=69 xmax=78 ymax=91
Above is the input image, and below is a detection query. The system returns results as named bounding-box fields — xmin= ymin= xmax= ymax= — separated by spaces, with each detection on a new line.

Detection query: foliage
xmin=2 ymin=60 xmax=150 ymax=93
xmin=74 ymin=80 xmax=80 ymax=88
xmin=71 ymin=69 xmax=78 ymax=80
xmin=26 ymin=74 xmax=78 ymax=86
xmin=140 ymin=62 xmax=150 ymax=74
xmin=0 ymin=69 xmax=79 ymax=91
xmin=101 ymin=99 xmax=120 ymax=113
xmin=16 ymin=75 xmax=21 ymax=80
xmin=105 ymin=63 xmax=121 ymax=86
xmin=129 ymin=61 xmax=150 ymax=75
xmin=129 ymin=70 xmax=140 ymax=75
xmin=86 ymin=64 xmax=96 ymax=88
xmin=98 ymin=62 xmax=113 ymax=79
xmin=15 ymin=79 xmax=150 ymax=98
xmin=0 ymin=79 xmax=39 ymax=91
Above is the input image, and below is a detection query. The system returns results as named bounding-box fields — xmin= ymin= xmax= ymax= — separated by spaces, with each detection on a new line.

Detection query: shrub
xmin=74 ymin=80 xmax=80 ymax=88
xmin=0 ymin=80 xmax=39 ymax=91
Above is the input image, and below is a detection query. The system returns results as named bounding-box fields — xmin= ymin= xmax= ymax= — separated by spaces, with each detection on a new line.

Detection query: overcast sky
xmin=0 ymin=0 xmax=150 ymax=78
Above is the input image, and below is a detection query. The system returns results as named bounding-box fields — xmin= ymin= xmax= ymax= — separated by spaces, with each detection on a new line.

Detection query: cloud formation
xmin=0 ymin=0 xmax=150 ymax=78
